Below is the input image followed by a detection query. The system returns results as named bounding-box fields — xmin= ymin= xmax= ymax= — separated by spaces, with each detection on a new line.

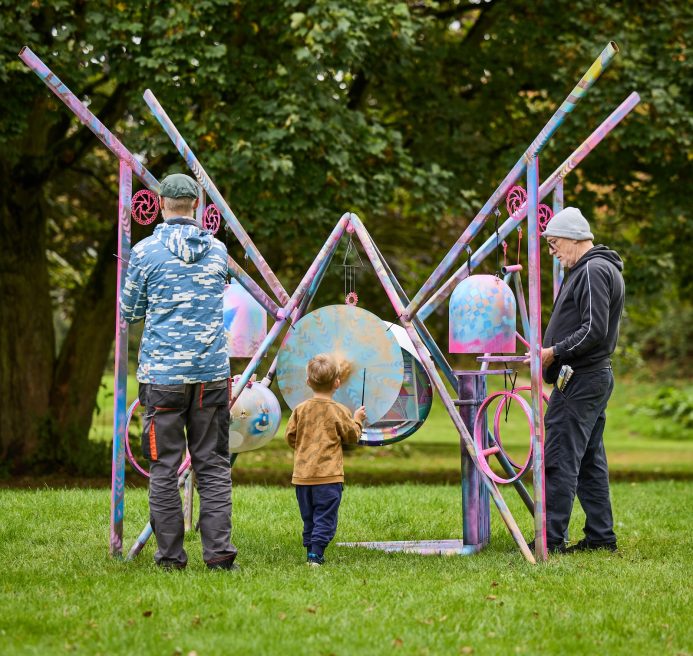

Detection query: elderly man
xmin=121 ymin=173 xmax=238 ymax=570
xmin=539 ymin=207 xmax=625 ymax=553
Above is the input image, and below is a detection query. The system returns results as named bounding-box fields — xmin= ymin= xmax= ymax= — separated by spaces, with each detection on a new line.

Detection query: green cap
xmin=159 ymin=173 xmax=200 ymax=199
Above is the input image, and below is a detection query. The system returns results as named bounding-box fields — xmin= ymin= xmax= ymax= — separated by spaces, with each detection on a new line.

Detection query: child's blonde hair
xmin=307 ymin=353 xmax=339 ymax=392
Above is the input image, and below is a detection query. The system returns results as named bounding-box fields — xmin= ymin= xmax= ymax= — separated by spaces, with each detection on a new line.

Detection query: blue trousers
xmin=544 ymin=368 xmax=617 ymax=546
xmin=295 ymin=483 xmax=343 ymax=557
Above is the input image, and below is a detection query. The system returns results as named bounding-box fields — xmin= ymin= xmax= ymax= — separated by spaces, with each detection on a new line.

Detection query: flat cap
xmin=159 ymin=173 xmax=200 ymax=199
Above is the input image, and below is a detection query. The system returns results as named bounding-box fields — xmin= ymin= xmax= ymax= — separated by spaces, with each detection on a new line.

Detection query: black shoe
xmin=527 ymin=540 xmax=567 ymax=554
xmin=307 ymin=552 xmax=325 ymax=566
xmin=565 ymin=539 xmax=618 ymax=553
xmin=156 ymin=559 xmax=187 ymax=571
xmin=207 ymin=558 xmax=240 ymax=571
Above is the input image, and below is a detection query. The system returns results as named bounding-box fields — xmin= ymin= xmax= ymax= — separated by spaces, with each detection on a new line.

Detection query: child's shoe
xmin=307 ymin=552 xmax=325 ymax=566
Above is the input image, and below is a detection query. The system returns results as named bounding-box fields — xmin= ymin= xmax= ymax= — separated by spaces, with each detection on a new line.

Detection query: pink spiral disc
xmin=506 ymin=185 xmax=527 ymax=217
xmin=345 ymin=291 xmax=359 ymax=306
xmin=538 ymin=204 xmax=554 ymax=231
xmin=202 ymin=204 xmax=222 ymax=234
xmin=131 ymin=190 xmax=160 ymax=225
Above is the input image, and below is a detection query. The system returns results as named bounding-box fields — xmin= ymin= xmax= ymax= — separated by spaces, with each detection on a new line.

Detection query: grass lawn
xmin=1 ymin=482 xmax=691 ymax=655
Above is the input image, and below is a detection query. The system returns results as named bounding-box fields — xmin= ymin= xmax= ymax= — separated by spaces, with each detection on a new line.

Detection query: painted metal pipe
xmin=143 ymin=89 xmax=289 ymax=306
xmin=513 ymin=272 xmax=531 ymax=341
xmin=417 ymin=90 xmax=640 ymax=322
xmin=404 ymin=43 xmax=619 ymax=321
xmin=110 ymin=162 xmax=132 ymax=557
xmin=526 ymin=157 xmax=547 ymax=561
xmin=18 ymin=47 xmax=160 ymax=192
xmin=349 ymin=213 xmax=535 ymax=564
xmin=227 ymin=256 xmax=281 ymax=320
xmin=230 ymin=214 xmax=351 ymax=402
xmin=501 ymin=264 xmax=523 ymax=274
xmin=552 ymin=181 xmax=565 ymax=300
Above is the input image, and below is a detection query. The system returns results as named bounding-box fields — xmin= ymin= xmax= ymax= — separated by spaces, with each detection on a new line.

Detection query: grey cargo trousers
xmin=140 ymin=380 xmax=238 ymax=568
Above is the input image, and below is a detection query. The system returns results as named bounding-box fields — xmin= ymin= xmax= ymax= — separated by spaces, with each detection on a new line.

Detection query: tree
xmin=0 ymin=0 xmax=690 ymax=473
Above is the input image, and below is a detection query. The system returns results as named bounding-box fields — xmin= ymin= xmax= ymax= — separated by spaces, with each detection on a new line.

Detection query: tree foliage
xmin=0 ymin=0 xmax=690 ymax=472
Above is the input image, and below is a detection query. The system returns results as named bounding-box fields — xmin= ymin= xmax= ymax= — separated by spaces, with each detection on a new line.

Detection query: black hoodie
xmin=543 ymin=245 xmax=625 ymax=384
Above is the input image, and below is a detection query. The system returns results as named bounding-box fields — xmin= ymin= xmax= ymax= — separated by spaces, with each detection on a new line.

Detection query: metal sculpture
xmin=19 ymin=41 xmax=641 ymax=565
xmin=202 ymin=203 xmax=222 ymax=234
xmin=131 ymin=189 xmax=159 ymax=225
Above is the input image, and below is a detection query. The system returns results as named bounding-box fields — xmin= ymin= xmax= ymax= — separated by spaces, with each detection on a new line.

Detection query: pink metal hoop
xmin=202 ymin=204 xmax=222 ymax=234
xmin=345 ymin=291 xmax=359 ymax=306
xmin=131 ymin=190 xmax=160 ymax=225
xmin=506 ymin=185 xmax=527 ymax=216
xmin=125 ymin=399 xmax=191 ymax=478
xmin=474 ymin=390 xmax=535 ymax=485
xmin=538 ymin=204 xmax=554 ymax=231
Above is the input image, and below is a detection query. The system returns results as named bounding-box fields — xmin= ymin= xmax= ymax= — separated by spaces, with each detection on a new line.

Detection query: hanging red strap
xmin=516 ymin=227 xmax=523 ymax=265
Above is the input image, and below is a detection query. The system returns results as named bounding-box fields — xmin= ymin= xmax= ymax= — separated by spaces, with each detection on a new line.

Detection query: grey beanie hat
xmin=541 ymin=206 xmax=594 ymax=241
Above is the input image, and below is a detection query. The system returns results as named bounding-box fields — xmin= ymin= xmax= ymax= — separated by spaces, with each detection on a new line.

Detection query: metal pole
xmin=527 ymin=157 xmax=547 ymax=561
xmin=110 ymin=162 xmax=132 ymax=557
xmin=552 ymin=181 xmax=565 ymax=300
xmin=349 ymin=213 xmax=535 ymax=564
xmin=143 ymin=89 xmax=289 ymax=305
xmin=404 ymin=43 xmax=620 ymax=320
xmin=417 ymin=91 xmax=640 ymax=321
xmin=18 ymin=47 xmax=160 ymax=192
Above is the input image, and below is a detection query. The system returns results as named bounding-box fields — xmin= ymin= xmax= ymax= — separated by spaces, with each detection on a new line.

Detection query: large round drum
xmin=228 ymin=380 xmax=282 ymax=453
xmin=276 ymin=305 xmax=404 ymax=424
xmin=360 ymin=324 xmax=434 ymax=446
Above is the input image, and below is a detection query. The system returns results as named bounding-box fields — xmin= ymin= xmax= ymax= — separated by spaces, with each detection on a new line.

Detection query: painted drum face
xmin=276 ymin=305 xmax=404 ymax=424
xmin=223 ymin=280 xmax=267 ymax=358
xmin=229 ymin=381 xmax=282 ymax=453
xmin=449 ymin=275 xmax=516 ymax=354
xmin=360 ymin=323 xmax=434 ymax=446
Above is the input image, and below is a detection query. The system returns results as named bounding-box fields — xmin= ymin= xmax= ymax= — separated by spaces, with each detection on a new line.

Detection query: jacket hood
xmin=574 ymin=245 xmax=624 ymax=272
xmin=154 ymin=222 xmax=213 ymax=263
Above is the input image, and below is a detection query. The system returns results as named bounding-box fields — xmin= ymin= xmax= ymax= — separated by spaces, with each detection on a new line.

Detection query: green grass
xmin=1 ymin=482 xmax=691 ymax=655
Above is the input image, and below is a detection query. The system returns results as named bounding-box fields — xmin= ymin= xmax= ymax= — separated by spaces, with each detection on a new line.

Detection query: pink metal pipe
xmin=110 ymin=162 xmax=132 ymax=557
xmin=417 ymin=91 xmax=640 ymax=322
xmin=501 ymin=264 xmax=523 ymax=274
xmin=526 ymin=157 xmax=547 ymax=561
xmin=143 ymin=89 xmax=290 ymax=306
xmin=348 ymin=213 xmax=535 ymax=564
xmin=404 ymin=43 xmax=620 ymax=321
xmin=227 ymin=256 xmax=281 ymax=320
xmin=18 ymin=47 xmax=160 ymax=193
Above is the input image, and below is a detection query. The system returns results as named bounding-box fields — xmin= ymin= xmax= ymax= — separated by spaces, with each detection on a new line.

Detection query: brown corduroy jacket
xmin=285 ymin=397 xmax=362 ymax=485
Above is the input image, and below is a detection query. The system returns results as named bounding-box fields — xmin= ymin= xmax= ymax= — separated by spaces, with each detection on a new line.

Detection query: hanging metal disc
xmin=276 ymin=305 xmax=404 ymax=424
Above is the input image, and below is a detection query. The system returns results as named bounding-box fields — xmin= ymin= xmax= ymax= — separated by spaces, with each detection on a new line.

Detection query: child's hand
xmin=354 ymin=406 xmax=366 ymax=424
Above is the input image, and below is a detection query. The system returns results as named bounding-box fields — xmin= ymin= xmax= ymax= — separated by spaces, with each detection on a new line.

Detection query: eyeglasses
xmin=546 ymin=238 xmax=559 ymax=251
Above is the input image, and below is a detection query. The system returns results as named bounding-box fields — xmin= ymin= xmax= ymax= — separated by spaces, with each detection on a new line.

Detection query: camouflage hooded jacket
xmin=120 ymin=217 xmax=230 ymax=384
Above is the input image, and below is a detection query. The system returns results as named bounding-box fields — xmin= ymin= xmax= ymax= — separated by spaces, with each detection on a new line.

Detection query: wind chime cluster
xmin=18 ymin=40 xmax=640 ymax=564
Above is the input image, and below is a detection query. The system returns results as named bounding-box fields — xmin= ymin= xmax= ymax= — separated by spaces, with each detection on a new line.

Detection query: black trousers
xmin=295 ymin=483 xmax=343 ymax=557
xmin=544 ymin=368 xmax=617 ymax=546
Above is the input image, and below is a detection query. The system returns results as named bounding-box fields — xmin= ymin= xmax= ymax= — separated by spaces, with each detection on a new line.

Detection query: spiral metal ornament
xmin=202 ymin=204 xmax=222 ymax=234
xmin=345 ymin=291 xmax=359 ymax=306
xmin=131 ymin=190 xmax=160 ymax=225
xmin=537 ymin=204 xmax=554 ymax=231
xmin=506 ymin=185 xmax=527 ymax=216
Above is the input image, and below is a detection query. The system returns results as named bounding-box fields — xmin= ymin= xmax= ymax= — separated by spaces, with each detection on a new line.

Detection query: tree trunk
xmin=0 ymin=179 xmax=55 ymax=470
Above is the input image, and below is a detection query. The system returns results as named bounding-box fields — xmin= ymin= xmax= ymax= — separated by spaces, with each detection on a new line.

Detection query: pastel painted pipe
xmin=418 ymin=91 xmax=640 ymax=321
xmin=143 ymin=89 xmax=289 ymax=306
xmin=349 ymin=213 xmax=535 ymax=564
xmin=552 ymin=181 xmax=565 ymax=300
xmin=19 ymin=47 xmax=160 ymax=192
xmin=526 ymin=156 xmax=547 ymax=561
xmin=501 ymin=264 xmax=523 ymax=274
xmin=405 ymin=43 xmax=619 ymax=320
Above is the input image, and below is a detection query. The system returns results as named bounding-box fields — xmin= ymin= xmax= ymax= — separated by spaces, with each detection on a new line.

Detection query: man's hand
xmin=523 ymin=347 xmax=556 ymax=368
